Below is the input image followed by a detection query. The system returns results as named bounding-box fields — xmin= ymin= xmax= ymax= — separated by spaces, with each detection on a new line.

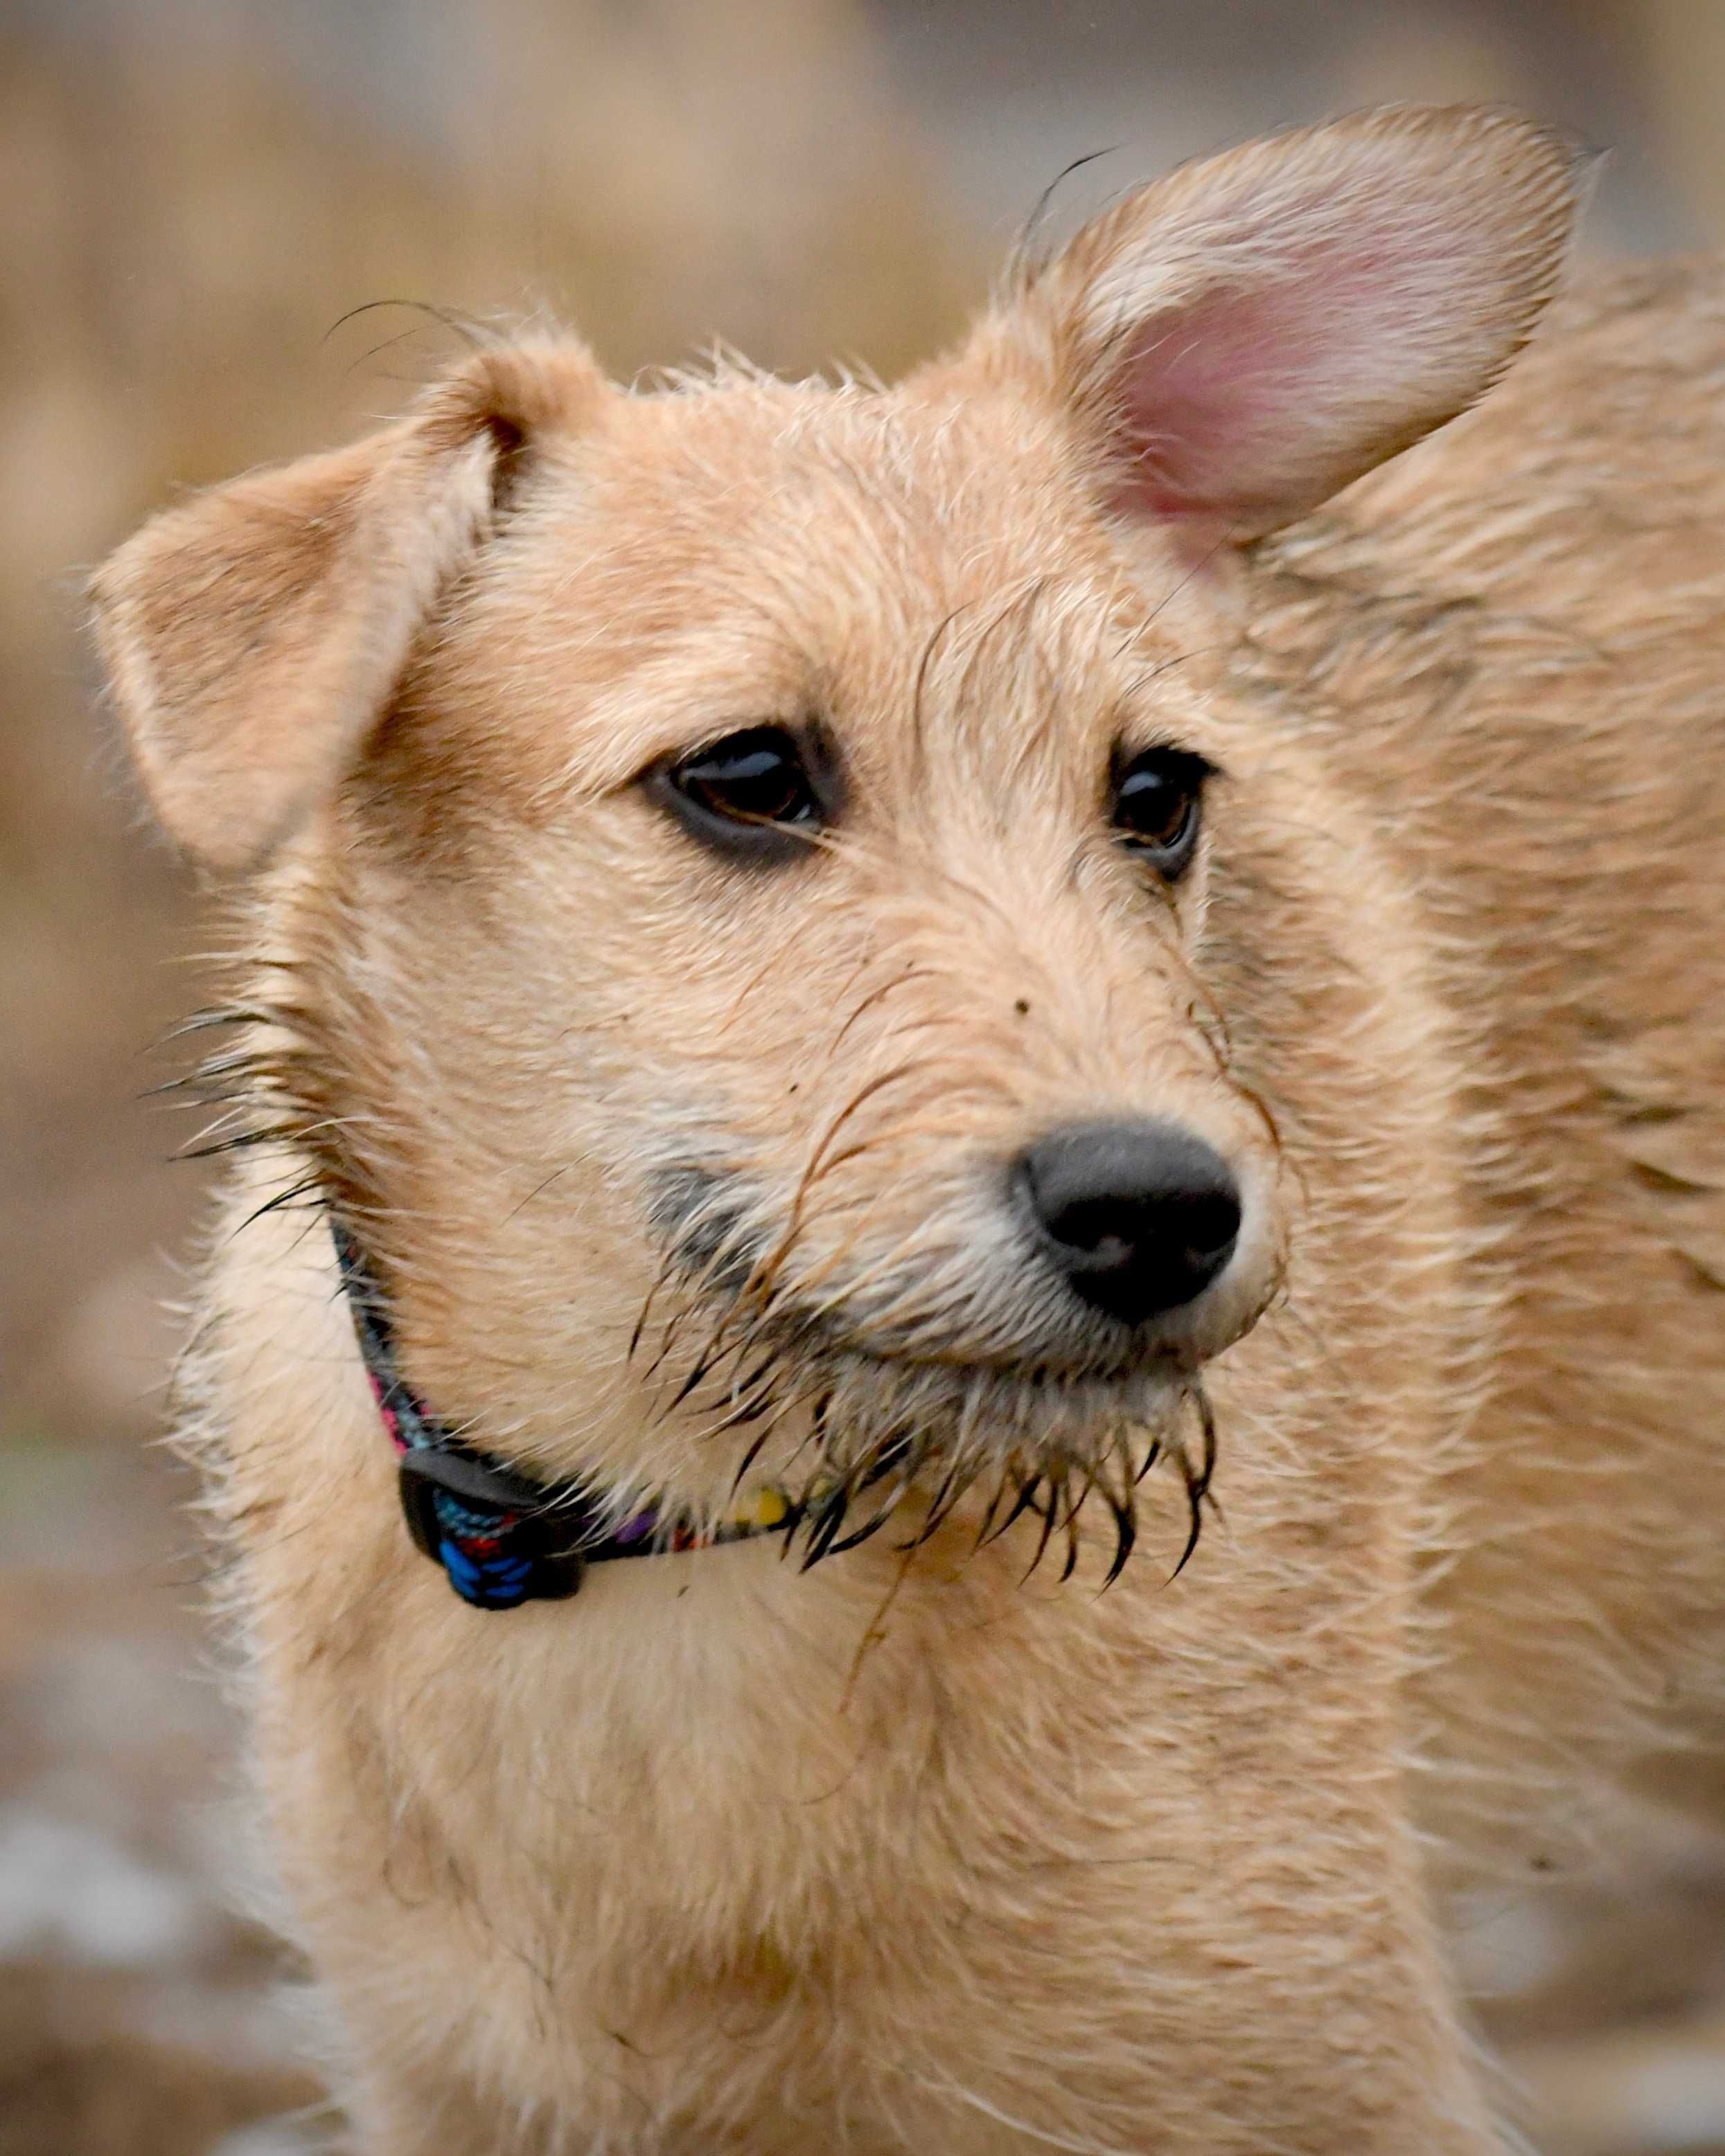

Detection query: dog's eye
xmin=1111 ymin=747 xmax=1212 ymax=881
xmin=658 ymin=727 xmax=827 ymax=857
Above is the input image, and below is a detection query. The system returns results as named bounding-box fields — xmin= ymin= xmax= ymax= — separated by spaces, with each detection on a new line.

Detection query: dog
xmin=91 ymin=104 xmax=1725 ymax=2152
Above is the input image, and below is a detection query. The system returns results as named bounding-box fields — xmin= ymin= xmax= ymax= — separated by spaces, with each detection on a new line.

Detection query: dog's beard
xmin=785 ymin=1353 xmax=1215 ymax=1586
xmin=640 ymin=1168 xmax=1219 ymax=1584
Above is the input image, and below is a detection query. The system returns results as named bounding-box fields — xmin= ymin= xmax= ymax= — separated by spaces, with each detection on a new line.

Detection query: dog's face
xmin=342 ymin=380 xmax=1283 ymax=1529
xmin=94 ymin=106 xmax=1579 ymax=1549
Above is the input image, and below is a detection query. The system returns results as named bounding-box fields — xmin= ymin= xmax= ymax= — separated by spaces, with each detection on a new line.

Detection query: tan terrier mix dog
xmin=92 ymin=105 xmax=1725 ymax=2154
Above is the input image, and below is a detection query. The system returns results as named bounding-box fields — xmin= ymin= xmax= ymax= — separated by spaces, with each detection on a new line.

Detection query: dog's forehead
xmin=580 ymin=373 xmax=1082 ymax=561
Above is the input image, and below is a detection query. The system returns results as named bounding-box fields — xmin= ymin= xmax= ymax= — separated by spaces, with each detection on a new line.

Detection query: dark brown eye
xmin=657 ymin=727 xmax=829 ymax=858
xmin=1111 ymin=745 xmax=1211 ymax=881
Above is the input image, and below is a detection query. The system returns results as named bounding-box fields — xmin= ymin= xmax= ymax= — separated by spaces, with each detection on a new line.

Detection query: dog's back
xmin=1247 ymin=259 xmax=1725 ymax=1855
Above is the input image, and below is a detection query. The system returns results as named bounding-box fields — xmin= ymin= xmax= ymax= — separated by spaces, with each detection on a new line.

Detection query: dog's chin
xmin=818 ymin=1344 xmax=1186 ymax=1444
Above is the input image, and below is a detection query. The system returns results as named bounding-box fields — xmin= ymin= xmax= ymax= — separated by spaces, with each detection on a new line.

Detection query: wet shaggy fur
xmin=93 ymin=108 xmax=1725 ymax=2153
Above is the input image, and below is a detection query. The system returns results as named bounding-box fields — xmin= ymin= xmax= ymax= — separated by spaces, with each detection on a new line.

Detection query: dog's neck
xmin=330 ymin=1220 xmax=802 ymax=1611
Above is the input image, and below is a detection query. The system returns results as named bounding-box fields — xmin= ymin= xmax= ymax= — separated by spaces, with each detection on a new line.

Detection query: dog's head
xmin=93 ymin=107 xmax=1580 ymax=1562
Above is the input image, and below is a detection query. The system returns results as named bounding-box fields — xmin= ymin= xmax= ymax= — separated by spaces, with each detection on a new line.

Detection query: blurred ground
xmin=4 ymin=2 xmax=1725 ymax=2149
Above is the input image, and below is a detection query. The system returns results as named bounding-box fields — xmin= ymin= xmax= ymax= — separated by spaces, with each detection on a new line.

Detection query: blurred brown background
xmin=3 ymin=4 xmax=1723 ymax=2151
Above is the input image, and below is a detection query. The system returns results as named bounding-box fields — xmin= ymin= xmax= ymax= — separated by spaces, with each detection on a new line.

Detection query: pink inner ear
xmin=1106 ymin=283 xmax=1332 ymax=525
xmin=1100 ymin=243 xmax=1413 ymax=532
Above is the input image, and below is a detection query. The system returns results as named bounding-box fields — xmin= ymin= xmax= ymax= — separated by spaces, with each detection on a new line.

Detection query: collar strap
xmin=331 ymin=1223 xmax=799 ymax=1611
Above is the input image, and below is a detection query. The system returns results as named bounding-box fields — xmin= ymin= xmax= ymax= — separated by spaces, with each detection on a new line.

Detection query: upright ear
xmin=91 ymin=341 xmax=608 ymax=871
xmin=939 ymin=105 xmax=1586 ymax=546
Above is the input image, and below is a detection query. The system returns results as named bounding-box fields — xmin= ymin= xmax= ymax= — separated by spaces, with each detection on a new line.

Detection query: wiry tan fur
xmin=91 ymin=108 xmax=1725 ymax=2153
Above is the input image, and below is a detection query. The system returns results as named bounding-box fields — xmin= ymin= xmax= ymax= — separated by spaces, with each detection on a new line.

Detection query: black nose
xmin=1016 ymin=1119 xmax=1241 ymax=1327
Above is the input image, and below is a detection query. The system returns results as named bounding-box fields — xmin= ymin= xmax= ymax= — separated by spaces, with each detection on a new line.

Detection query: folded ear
xmin=942 ymin=104 xmax=1586 ymax=546
xmin=91 ymin=341 xmax=607 ymax=871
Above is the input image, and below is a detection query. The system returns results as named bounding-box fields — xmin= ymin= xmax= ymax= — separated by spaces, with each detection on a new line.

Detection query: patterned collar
xmin=332 ymin=1222 xmax=799 ymax=1611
